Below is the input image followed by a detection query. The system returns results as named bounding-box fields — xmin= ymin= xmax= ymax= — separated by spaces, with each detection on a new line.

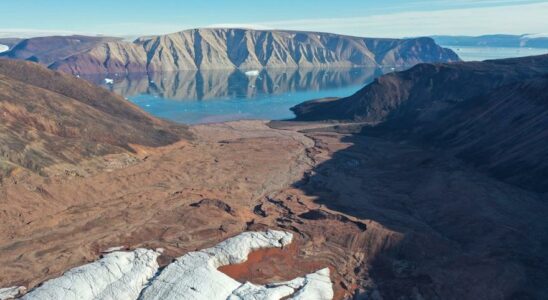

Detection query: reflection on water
xmin=85 ymin=68 xmax=400 ymax=124
xmin=82 ymin=48 xmax=548 ymax=124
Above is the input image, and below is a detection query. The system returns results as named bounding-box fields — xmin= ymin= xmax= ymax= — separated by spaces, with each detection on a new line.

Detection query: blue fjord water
xmin=91 ymin=46 xmax=547 ymax=125
xmin=92 ymin=67 xmax=391 ymax=124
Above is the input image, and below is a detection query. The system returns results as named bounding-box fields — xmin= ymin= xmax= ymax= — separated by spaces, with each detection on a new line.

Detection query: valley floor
xmin=1 ymin=120 xmax=547 ymax=299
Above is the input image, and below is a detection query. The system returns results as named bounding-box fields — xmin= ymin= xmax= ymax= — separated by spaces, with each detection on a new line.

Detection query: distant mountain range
xmin=292 ymin=54 xmax=548 ymax=193
xmin=432 ymin=34 xmax=548 ymax=48
xmin=0 ymin=29 xmax=459 ymax=75
xmin=0 ymin=35 xmax=121 ymax=65
xmin=0 ymin=38 xmax=22 ymax=50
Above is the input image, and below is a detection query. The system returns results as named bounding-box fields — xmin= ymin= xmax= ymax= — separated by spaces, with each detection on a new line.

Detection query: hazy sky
xmin=1 ymin=0 xmax=547 ymax=38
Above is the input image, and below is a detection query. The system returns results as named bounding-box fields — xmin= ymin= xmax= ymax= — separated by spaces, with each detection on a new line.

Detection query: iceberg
xmin=244 ymin=70 xmax=260 ymax=77
xmin=0 ymin=44 xmax=8 ymax=53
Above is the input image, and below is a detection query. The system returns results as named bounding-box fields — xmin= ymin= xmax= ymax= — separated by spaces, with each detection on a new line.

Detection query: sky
xmin=0 ymin=0 xmax=547 ymax=38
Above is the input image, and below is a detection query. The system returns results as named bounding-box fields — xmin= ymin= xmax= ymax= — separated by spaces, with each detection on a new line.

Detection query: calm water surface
xmin=91 ymin=68 xmax=394 ymax=124
xmin=91 ymin=46 xmax=547 ymax=124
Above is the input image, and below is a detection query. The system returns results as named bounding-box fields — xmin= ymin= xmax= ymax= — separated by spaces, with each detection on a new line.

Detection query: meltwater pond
xmin=89 ymin=68 xmax=394 ymax=124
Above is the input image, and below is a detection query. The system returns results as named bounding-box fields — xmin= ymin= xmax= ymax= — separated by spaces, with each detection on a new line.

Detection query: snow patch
xmin=104 ymin=78 xmax=114 ymax=84
xmin=229 ymin=268 xmax=333 ymax=300
xmin=4 ymin=231 xmax=334 ymax=300
xmin=290 ymin=268 xmax=333 ymax=300
xmin=139 ymin=230 xmax=293 ymax=299
xmin=102 ymin=245 xmax=126 ymax=253
xmin=0 ymin=286 xmax=26 ymax=300
xmin=22 ymin=249 xmax=160 ymax=300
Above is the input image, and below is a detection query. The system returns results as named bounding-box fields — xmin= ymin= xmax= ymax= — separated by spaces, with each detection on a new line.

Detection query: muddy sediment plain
xmin=1 ymin=120 xmax=547 ymax=299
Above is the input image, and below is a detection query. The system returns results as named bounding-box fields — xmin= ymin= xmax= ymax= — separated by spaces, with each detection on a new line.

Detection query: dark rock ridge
xmin=46 ymin=28 xmax=459 ymax=75
xmin=0 ymin=35 xmax=121 ymax=65
xmin=292 ymin=54 xmax=548 ymax=193
xmin=0 ymin=59 xmax=191 ymax=177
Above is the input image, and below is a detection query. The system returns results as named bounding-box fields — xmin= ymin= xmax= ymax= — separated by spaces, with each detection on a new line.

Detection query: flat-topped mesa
xmin=48 ymin=28 xmax=459 ymax=75
xmin=9 ymin=230 xmax=334 ymax=300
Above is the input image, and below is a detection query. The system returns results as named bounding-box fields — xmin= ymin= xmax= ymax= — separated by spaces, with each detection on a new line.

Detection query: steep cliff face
xmin=50 ymin=28 xmax=459 ymax=75
xmin=292 ymin=54 xmax=548 ymax=193
xmin=0 ymin=35 xmax=121 ymax=65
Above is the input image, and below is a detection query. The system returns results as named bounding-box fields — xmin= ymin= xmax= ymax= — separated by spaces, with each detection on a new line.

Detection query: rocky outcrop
xmin=49 ymin=28 xmax=459 ymax=75
xmin=9 ymin=231 xmax=333 ymax=300
xmin=292 ymin=54 xmax=548 ymax=193
xmin=0 ymin=35 xmax=121 ymax=65
xmin=0 ymin=59 xmax=191 ymax=177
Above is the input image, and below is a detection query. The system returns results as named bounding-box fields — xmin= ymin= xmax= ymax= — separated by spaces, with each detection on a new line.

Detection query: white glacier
xmin=5 ymin=230 xmax=333 ymax=300
xmin=22 ymin=249 xmax=160 ymax=300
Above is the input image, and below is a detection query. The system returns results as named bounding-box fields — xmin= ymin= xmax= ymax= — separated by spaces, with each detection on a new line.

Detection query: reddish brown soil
xmin=1 ymin=120 xmax=547 ymax=299
xmin=218 ymin=240 xmax=324 ymax=284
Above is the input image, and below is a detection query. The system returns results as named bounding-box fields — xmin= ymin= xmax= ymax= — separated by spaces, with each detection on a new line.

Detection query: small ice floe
xmin=245 ymin=70 xmax=260 ymax=77
xmin=0 ymin=286 xmax=26 ymax=300
xmin=104 ymin=78 xmax=114 ymax=85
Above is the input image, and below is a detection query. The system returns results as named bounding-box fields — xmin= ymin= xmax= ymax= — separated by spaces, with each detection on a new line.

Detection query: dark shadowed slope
xmin=0 ymin=35 xmax=121 ymax=65
xmin=0 ymin=38 xmax=22 ymax=50
xmin=292 ymin=54 xmax=548 ymax=192
xmin=48 ymin=28 xmax=459 ymax=75
xmin=0 ymin=59 xmax=191 ymax=177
